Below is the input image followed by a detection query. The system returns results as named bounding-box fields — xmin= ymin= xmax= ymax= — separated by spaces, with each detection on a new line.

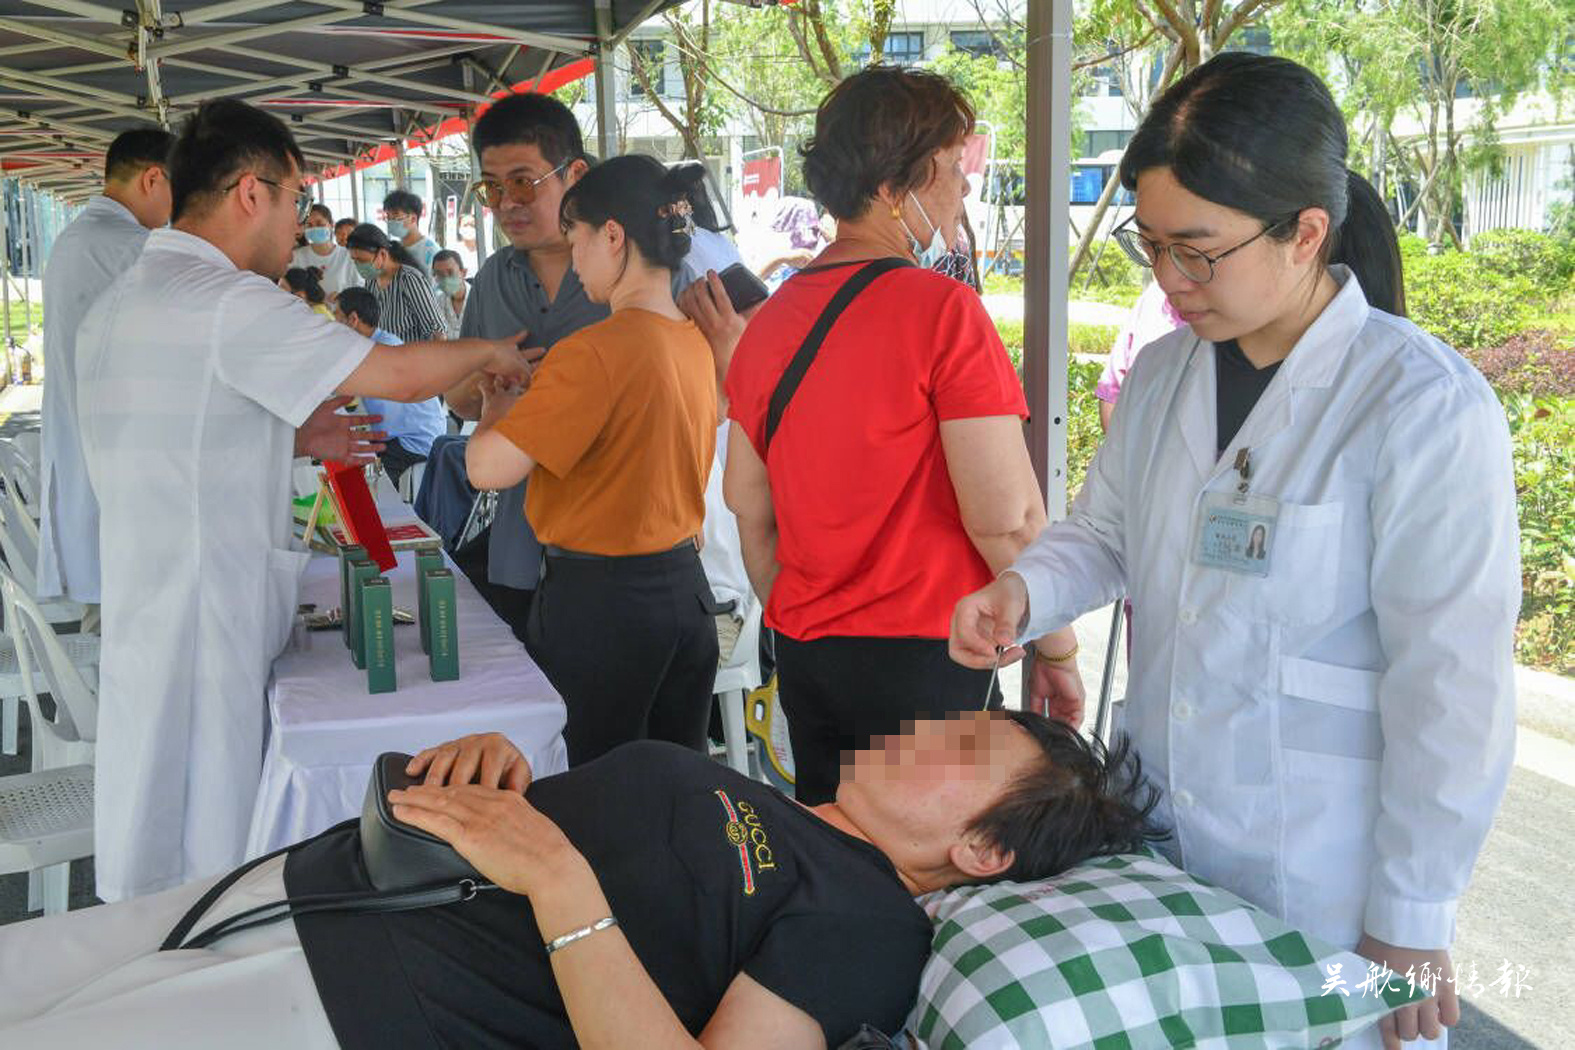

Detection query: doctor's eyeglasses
xmin=1112 ymin=214 xmax=1298 ymax=284
xmin=465 ymin=161 xmax=570 ymax=209
xmin=224 ymin=175 xmax=314 ymax=224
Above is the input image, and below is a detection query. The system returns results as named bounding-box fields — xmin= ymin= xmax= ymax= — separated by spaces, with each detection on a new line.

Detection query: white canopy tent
xmin=0 ymin=0 xmax=1074 ymax=524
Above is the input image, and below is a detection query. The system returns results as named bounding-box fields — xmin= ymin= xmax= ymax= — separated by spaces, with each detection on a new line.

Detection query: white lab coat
xmin=1016 ymin=269 xmax=1518 ymax=969
xmin=36 ymin=195 xmax=152 ymax=602
xmin=77 ymin=228 xmax=373 ymax=901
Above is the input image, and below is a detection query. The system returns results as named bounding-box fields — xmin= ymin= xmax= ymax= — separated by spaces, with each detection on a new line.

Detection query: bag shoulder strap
xmin=762 ymin=257 xmax=912 ymax=453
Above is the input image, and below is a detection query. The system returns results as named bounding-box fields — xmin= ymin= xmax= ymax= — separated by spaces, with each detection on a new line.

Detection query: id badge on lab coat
xmin=1193 ymin=491 xmax=1280 ymax=577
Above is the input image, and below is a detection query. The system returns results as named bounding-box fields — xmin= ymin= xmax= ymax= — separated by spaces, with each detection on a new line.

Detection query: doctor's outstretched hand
xmin=950 ymin=571 xmax=1031 ymax=668
xmin=481 ymin=334 xmax=545 ymax=386
xmin=295 ymin=395 xmax=385 ymax=463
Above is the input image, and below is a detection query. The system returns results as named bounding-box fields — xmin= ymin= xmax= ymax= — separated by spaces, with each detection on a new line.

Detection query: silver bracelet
xmin=544 ymin=915 xmax=618 ymax=955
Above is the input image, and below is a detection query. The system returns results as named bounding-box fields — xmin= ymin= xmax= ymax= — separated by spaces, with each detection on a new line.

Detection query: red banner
xmin=741 ymin=155 xmax=782 ymax=199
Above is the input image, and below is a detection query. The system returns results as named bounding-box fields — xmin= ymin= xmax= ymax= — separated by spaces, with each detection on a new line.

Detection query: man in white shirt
xmin=77 ymin=99 xmax=537 ymax=902
xmin=289 ymin=202 xmax=362 ymax=297
xmin=36 ymin=126 xmax=173 ymax=606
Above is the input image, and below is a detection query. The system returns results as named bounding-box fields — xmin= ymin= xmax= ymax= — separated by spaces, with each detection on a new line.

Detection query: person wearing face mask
xmin=75 ymin=99 xmax=537 ymax=902
xmin=36 ymin=126 xmax=173 ymax=613
xmin=695 ymin=67 xmax=1084 ymax=806
xmin=951 ymin=54 xmax=1519 ymax=1050
xmin=290 ymin=202 xmax=362 ymax=296
xmin=382 ymin=188 xmax=440 ymax=274
xmin=465 ymin=156 xmax=721 ymax=766
xmin=431 ymin=248 xmax=468 ymax=339
xmin=344 ymin=222 xmax=448 ymax=343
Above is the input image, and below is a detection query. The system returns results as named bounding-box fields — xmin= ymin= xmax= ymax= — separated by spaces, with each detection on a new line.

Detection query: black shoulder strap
xmin=763 ymin=257 xmax=912 ymax=453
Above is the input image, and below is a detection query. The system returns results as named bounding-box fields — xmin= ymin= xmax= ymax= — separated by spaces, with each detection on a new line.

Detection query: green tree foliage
xmin=1271 ymin=0 xmax=1572 ymax=249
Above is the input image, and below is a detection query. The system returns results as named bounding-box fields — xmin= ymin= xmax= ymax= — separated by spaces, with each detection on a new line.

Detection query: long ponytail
xmin=1120 ymin=53 xmax=1406 ymax=317
xmin=1330 ymin=169 xmax=1405 ymax=317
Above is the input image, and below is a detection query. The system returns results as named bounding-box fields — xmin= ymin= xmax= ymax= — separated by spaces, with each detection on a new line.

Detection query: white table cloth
xmin=245 ymin=547 xmax=566 ymax=857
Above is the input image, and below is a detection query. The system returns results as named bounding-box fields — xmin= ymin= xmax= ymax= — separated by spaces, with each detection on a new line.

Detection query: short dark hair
xmin=431 ymin=249 xmax=464 ymax=271
xmin=968 ymin=713 xmax=1168 ymax=883
xmin=802 ymin=65 xmax=975 ymax=221
xmin=383 ymin=189 xmax=423 ymax=217
xmin=334 ymin=217 xmax=356 ymax=232
xmin=282 ymin=265 xmax=325 ymax=304
xmin=336 ymin=285 xmax=379 ymax=327
xmin=472 ymin=92 xmax=587 ymax=169
xmin=560 ymin=155 xmax=703 ymax=273
xmin=104 ymin=126 xmax=174 ymax=184
xmin=168 ymin=99 xmax=305 ymax=223
xmin=308 ymin=202 xmax=333 ymax=223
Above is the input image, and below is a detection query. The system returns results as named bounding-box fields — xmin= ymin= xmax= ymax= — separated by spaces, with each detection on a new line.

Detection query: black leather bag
xmin=361 ymin=752 xmax=486 ymax=892
xmin=162 ymin=753 xmax=494 ymax=952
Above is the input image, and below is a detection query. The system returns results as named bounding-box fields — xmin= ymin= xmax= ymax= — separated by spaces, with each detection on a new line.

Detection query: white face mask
xmin=899 ymin=193 xmax=947 ymax=268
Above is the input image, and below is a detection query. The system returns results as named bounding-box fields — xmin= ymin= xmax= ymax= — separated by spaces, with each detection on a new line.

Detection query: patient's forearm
xmin=534 ymin=856 xmax=701 ymax=1050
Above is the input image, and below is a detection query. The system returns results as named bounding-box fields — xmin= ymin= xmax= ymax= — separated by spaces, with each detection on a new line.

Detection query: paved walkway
xmin=983 ymin=295 xmax=1131 ymax=326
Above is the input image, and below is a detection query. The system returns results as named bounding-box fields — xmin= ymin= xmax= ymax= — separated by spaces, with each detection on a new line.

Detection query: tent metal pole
xmin=18 ymin=182 xmax=30 ymax=338
xmin=1022 ymin=0 xmax=1071 ymax=519
xmin=593 ymin=0 xmax=618 ymax=161
xmin=2 ymin=181 xmax=11 ymax=359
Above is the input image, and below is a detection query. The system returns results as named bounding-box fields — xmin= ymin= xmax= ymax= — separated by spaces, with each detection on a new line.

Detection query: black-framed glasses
xmin=465 ymin=161 xmax=570 ymax=209
xmin=224 ymin=174 xmax=313 ymax=224
xmin=1112 ymin=214 xmax=1298 ymax=284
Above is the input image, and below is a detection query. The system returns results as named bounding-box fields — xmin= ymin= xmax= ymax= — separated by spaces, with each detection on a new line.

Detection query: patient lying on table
xmin=0 ymin=712 xmax=1165 ymax=1050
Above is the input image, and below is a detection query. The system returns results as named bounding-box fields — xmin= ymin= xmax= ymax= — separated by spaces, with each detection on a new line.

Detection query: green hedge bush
xmin=1404 ymin=250 xmax=1541 ymax=351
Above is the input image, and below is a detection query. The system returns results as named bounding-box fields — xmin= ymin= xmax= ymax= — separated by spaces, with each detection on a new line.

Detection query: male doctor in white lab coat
xmin=77 ymin=99 xmax=537 ymax=902
xmin=36 ymin=126 xmax=173 ymax=606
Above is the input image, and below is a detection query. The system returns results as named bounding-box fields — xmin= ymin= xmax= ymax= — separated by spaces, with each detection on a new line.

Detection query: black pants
xmin=379 ymin=438 xmax=427 ymax=486
xmin=775 ymin=634 xmax=1002 ymax=805
xmin=526 ymin=545 xmax=720 ymax=766
xmin=449 ymin=525 xmax=533 ymax=645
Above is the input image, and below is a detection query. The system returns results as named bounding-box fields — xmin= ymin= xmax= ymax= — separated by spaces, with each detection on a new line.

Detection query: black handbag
xmin=162 ymin=752 xmax=494 ymax=952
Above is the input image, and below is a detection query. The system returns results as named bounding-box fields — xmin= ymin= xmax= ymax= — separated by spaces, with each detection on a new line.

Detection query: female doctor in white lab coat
xmin=951 ymin=54 xmax=1518 ymax=1050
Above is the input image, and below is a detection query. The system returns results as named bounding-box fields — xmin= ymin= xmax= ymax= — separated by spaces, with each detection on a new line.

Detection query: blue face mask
xmin=900 ymin=193 xmax=948 ymax=269
xmin=386 ymin=219 xmax=408 ymax=239
xmin=303 ymin=227 xmax=332 ymax=245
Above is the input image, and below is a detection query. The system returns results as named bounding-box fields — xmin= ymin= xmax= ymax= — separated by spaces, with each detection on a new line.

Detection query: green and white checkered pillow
xmin=906 ymin=851 xmax=1426 ymax=1049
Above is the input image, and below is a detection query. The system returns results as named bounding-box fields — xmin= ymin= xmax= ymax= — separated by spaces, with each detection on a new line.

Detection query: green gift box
xmin=360 ymin=576 xmax=396 ymax=694
xmin=347 ymin=558 xmax=380 ymax=670
xmin=424 ymin=568 xmax=459 ymax=682
xmin=414 ymin=546 xmax=445 ymax=654
xmin=337 ymin=544 xmax=367 ymax=650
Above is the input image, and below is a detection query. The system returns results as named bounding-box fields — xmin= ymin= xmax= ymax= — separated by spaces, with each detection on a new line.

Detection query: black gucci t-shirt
xmin=287 ymin=741 xmax=932 ymax=1049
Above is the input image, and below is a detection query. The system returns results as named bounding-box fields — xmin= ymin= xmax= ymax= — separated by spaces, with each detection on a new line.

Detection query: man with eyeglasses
xmin=430 ymin=94 xmax=738 ymax=642
xmin=75 ymin=99 xmax=538 ymax=902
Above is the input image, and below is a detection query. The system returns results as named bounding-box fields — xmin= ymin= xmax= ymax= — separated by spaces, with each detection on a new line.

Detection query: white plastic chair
xmin=0 ymin=435 xmax=43 ymax=520
xmin=0 ymin=456 xmax=89 ymax=627
xmin=713 ymin=601 xmax=765 ymax=778
xmin=0 ymin=565 xmax=99 ymax=916
xmin=396 ymin=460 xmax=425 ymax=504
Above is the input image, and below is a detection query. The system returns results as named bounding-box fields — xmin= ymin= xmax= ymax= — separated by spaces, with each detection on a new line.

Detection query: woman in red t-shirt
xmin=687 ymin=67 xmax=1084 ymax=804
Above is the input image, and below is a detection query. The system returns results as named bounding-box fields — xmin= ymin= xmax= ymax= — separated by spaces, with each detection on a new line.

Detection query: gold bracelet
xmin=1033 ymin=641 xmax=1079 ymax=665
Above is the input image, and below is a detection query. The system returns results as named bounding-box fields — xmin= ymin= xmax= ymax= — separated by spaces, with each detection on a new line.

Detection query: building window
xmin=949 ymin=30 xmax=1004 ymax=59
xmin=857 ymin=31 xmax=926 ymax=67
xmin=1081 ymin=129 xmax=1132 ymax=160
xmin=630 ymin=39 xmax=667 ymax=97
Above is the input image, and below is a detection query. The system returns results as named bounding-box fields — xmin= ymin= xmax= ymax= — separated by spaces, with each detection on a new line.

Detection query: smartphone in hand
xmin=717 ymin=262 xmax=770 ymax=314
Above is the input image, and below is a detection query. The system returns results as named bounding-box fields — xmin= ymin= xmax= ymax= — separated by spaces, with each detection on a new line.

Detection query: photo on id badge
xmin=1194 ymin=491 xmax=1278 ymax=578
